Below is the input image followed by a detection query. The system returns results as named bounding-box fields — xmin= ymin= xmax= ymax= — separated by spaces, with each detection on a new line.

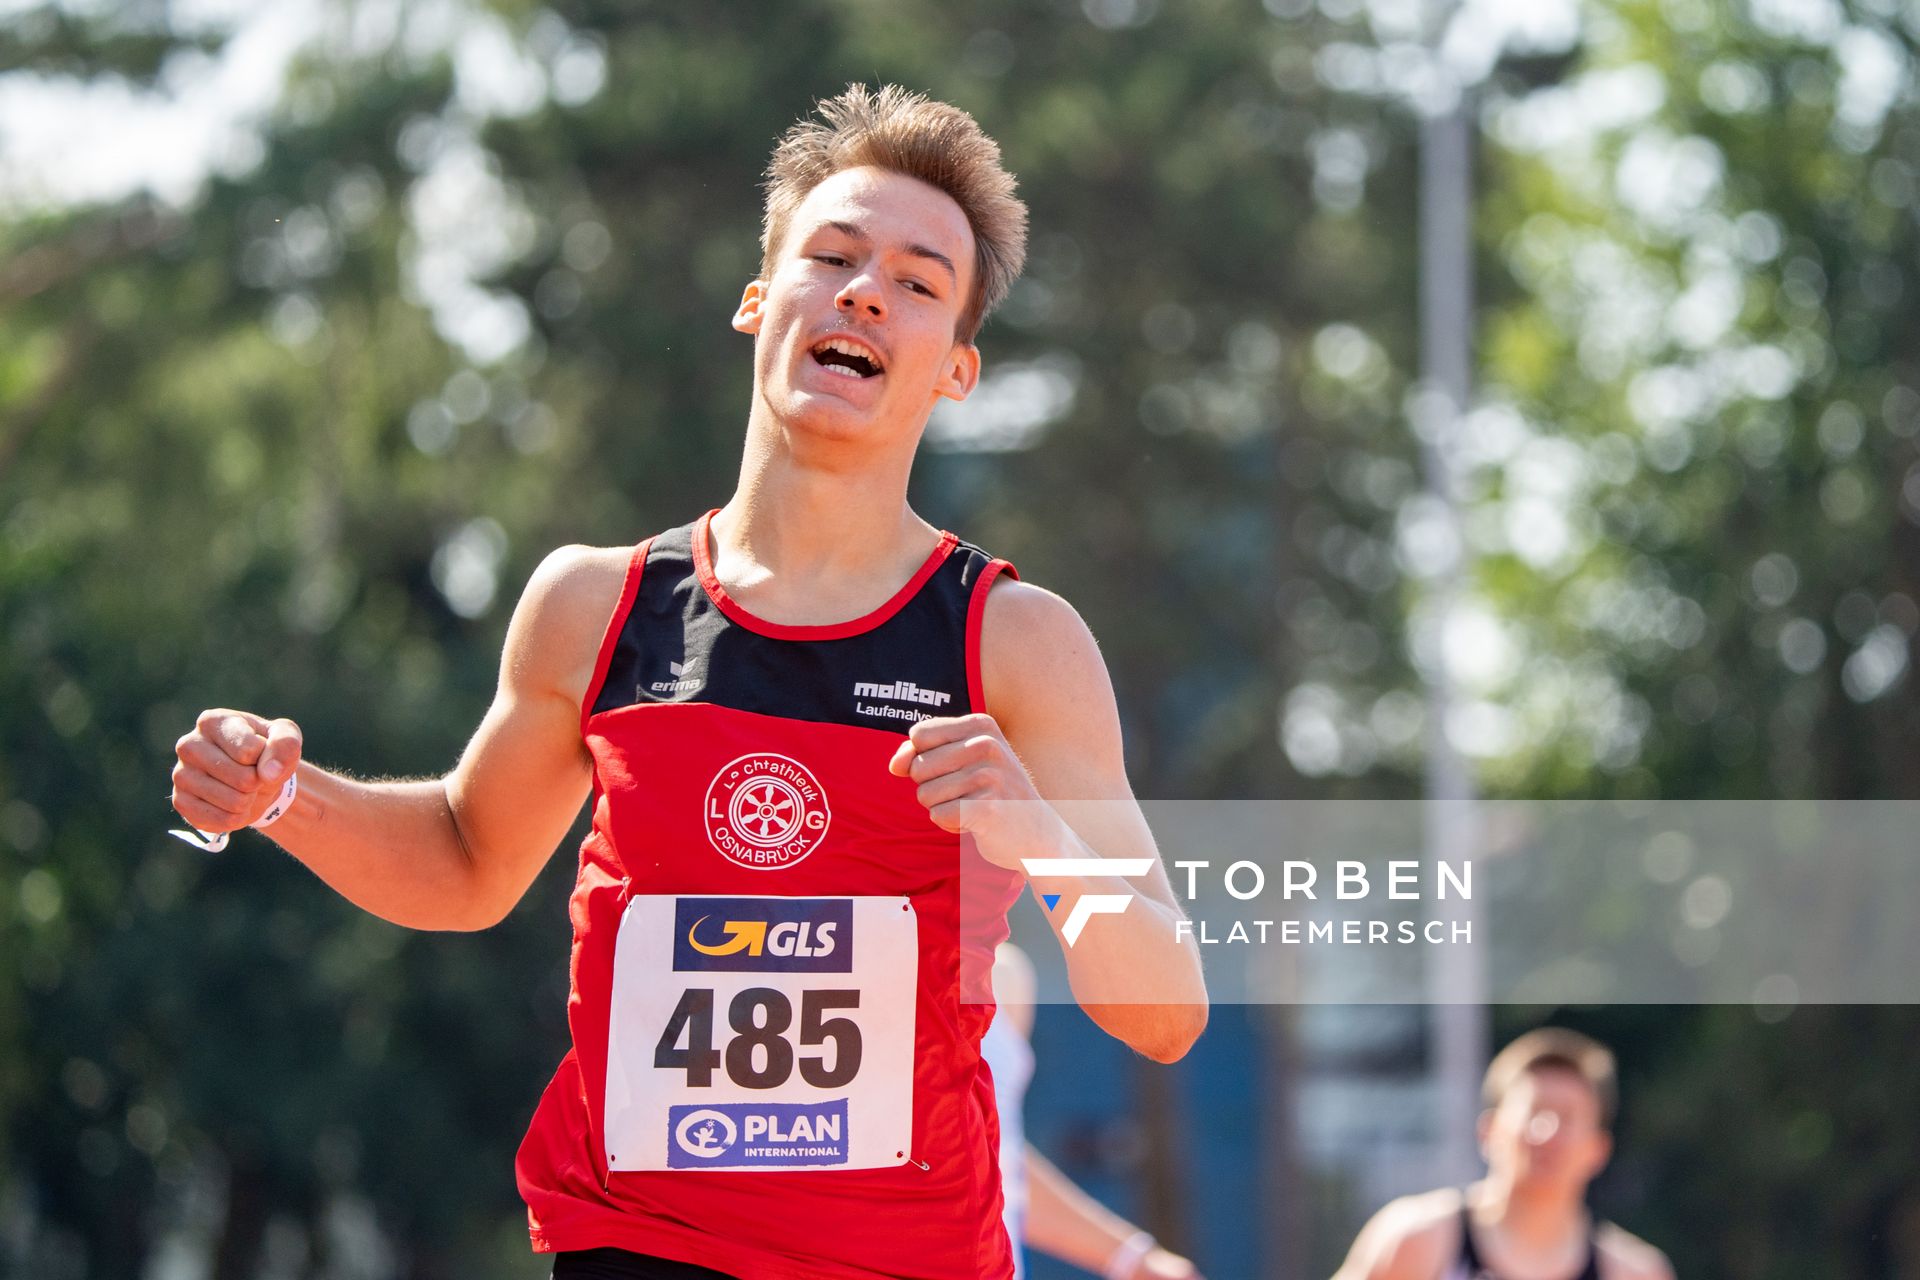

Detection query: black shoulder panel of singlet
xmin=1456 ymin=1199 xmax=1603 ymax=1280
xmin=590 ymin=520 xmax=1002 ymax=731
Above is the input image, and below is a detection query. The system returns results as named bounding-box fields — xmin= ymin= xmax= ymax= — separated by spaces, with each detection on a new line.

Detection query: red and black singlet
xmin=516 ymin=509 xmax=1028 ymax=1280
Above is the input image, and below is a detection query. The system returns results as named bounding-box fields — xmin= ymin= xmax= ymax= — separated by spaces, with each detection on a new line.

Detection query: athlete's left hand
xmin=887 ymin=713 xmax=1059 ymax=871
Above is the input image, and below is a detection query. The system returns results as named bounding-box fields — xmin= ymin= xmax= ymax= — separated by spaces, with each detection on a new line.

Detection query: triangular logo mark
xmin=1041 ymin=894 xmax=1061 ymax=912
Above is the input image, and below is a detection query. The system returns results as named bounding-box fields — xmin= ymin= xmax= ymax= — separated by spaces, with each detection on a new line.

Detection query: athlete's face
xmin=733 ymin=166 xmax=980 ymax=444
xmin=1480 ymin=1067 xmax=1611 ymax=1192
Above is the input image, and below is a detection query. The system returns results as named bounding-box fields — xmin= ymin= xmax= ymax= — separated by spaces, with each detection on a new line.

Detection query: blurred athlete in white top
xmin=986 ymin=943 xmax=1204 ymax=1280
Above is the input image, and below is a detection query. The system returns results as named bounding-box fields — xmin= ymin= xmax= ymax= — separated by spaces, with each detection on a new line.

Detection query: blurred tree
xmin=0 ymin=7 xmax=582 ymax=1272
xmin=1469 ymin=3 xmax=1920 ymax=1276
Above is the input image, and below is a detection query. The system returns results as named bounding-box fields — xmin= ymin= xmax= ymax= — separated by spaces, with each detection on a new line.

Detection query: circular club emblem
xmin=704 ymin=753 xmax=831 ymax=870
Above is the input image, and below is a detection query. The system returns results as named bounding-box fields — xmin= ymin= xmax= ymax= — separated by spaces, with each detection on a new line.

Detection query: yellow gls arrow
xmin=688 ymin=916 xmax=767 ymax=956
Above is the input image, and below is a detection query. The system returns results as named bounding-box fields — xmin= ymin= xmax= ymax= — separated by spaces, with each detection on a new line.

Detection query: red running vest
xmin=516 ymin=510 xmax=1028 ymax=1279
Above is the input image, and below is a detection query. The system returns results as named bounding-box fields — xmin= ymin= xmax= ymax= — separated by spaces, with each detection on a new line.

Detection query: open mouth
xmin=810 ymin=336 xmax=885 ymax=380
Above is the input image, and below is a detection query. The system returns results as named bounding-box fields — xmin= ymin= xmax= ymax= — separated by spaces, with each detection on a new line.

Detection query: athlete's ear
xmin=1475 ymin=1109 xmax=1494 ymax=1161
xmin=933 ymin=340 xmax=981 ymax=403
xmin=732 ymin=280 xmax=767 ymax=335
xmin=1585 ymin=1127 xmax=1614 ymax=1176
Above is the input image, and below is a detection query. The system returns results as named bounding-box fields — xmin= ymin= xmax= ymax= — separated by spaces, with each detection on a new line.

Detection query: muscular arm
xmin=173 ymin=545 xmax=622 ymax=931
xmin=981 ymin=579 xmax=1207 ymax=1062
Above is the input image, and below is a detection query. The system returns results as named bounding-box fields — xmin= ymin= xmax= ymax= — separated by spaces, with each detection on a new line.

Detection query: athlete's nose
xmin=835 ymin=273 xmax=885 ymax=320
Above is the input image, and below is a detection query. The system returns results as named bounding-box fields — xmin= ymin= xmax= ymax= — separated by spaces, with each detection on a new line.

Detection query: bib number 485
xmin=653 ymin=987 xmax=862 ymax=1090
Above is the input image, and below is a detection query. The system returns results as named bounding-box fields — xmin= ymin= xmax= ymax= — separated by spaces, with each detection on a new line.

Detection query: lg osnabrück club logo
xmin=1018 ymin=858 xmax=1156 ymax=946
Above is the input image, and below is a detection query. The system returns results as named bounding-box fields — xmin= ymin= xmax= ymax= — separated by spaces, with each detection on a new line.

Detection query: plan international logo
xmin=667 ymin=1099 xmax=850 ymax=1169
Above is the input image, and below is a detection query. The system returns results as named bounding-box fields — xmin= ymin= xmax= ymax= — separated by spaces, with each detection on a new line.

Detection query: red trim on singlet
xmin=965 ymin=559 xmax=1018 ymax=715
xmin=691 ymin=508 xmax=961 ymax=641
xmin=579 ymin=537 xmax=652 ymax=736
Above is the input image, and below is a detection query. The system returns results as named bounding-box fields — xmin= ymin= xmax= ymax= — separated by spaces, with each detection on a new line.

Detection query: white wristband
xmin=168 ymin=772 xmax=297 ymax=852
xmin=253 ymin=771 xmax=298 ymax=828
xmin=1104 ymin=1230 xmax=1156 ymax=1280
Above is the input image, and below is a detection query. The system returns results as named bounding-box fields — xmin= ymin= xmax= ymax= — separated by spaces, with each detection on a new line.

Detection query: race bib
xmin=604 ymin=894 xmax=918 ymax=1172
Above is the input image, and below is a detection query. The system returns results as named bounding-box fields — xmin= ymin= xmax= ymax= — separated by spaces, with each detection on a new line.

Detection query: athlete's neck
xmin=710 ymin=433 xmax=942 ymax=624
xmin=1467 ymin=1175 xmax=1592 ymax=1274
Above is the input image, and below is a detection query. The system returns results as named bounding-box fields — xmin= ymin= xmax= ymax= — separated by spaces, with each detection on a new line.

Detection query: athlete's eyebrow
xmin=820 ymin=219 xmax=958 ymax=289
xmin=903 ymin=244 xmax=958 ymax=288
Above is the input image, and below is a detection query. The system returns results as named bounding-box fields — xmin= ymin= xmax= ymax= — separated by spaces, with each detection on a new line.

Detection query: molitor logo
xmin=704 ymin=753 xmax=831 ymax=869
xmin=667 ymin=1100 xmax=850 ymax=1168
xmin=672 ymin=897 xmax=854 ymax=973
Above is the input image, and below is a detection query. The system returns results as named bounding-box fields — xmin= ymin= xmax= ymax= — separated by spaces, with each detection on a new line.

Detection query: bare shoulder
xmin=979 ymin=576 xmax=1113 ymax=725
xmin=1595 ymin=1222 xmax=1676 ymax=1280
xmin=524 ymin=542 xmax=631 ymax=609
xmin=1335 ymin=1189 xmax=1464 ymax=1280
xmin=1372 ymin=1187 xmax=1468 ymax=1251
xmin=503 ymin=543 xmax=634 ymax=704
xmin=981 ymin=574 xmax=1093 ymax=649
xmin=516 ymin=543 xmax=632 ymax=638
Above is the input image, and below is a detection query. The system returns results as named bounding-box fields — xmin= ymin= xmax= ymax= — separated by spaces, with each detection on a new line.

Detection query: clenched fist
xmin=886 ymin=713 xmax=1059 ymax=871
xmin=170 ymin=708 xmax=305 ymax=838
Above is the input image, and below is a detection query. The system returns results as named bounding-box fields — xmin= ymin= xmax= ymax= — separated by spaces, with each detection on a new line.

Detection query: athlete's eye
xmin=814 ymin=254 xmax=851 ymax=267
xmin=903 ymin=280 xmax=935 ymax=297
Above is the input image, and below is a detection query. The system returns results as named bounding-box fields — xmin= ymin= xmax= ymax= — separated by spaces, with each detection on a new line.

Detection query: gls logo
xmin=685 ymin=914 xmax=839 ymax=959
xmin=671 ymin=897 xmax=854 ymax=973
xmin=1019 ymin=858 xmax=1156 ymax=946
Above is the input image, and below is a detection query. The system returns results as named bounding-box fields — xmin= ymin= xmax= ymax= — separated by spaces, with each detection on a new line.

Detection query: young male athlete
xmin=169 ymin=85 xmax=1207 ymax=1279
xmin=1331 ymin=1029 xmax=1674 ymax=1280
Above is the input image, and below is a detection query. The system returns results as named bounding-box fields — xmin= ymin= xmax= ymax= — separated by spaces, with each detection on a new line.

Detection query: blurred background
xmin=5 ymin=0 xmax=1920 ymax=1275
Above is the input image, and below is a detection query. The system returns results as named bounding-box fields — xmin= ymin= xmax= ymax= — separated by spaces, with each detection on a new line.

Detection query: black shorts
xmin=551 ymin=1248 xmax=739 ymax=1280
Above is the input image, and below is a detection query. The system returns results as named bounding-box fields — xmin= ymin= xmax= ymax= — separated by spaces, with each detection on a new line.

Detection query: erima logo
xmin=672 ymin=897 xmax=854 ymax=972
xmin=685 ymin=914 xmax=839 ymax=959
xmin=1020 ymin=858 xmax=1157 ymax=946
xmin=650 ymin=657 xmax=701 ymax=695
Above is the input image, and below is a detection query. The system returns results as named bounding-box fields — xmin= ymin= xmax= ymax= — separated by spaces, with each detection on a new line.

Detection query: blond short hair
xmin=1482 ymin=1027 xmax=1619 ymax=1127
xmin=760 ymin=84 xmax=1028 ymax=342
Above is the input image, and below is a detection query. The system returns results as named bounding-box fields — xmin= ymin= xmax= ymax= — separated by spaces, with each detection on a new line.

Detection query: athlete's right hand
xmin=171 ymin=709 xmax=305 ymax=834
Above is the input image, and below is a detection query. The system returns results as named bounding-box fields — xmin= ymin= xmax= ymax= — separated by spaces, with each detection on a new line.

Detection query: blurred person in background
xmin=168 ymin=82 xmax=1204 ymax=1279
xmin=986 ymin=943 xmax=1204 ymax=1280
xmin=1331 ymin=1029 xmax=1673 ymax=1280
